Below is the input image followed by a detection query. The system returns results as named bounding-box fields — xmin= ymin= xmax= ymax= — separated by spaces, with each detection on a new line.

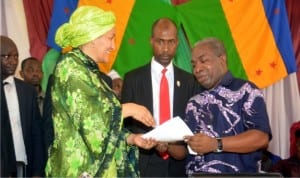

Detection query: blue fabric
xmin=184 ymin=72 xmax=272 ymax=175
xmin=262 ymin=0 xmax=297 ymax=73
xmin=46 ymin=0 xmax=78 ymax=51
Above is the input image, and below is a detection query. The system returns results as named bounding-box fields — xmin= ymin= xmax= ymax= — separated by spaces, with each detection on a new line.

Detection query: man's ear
xmin=150 ymin=37 xmax=153 ymax=46
xmin=219 ymin=54 xmax=227 ymax=64
xmin=19 ymin=70 xmax=24 ymax=79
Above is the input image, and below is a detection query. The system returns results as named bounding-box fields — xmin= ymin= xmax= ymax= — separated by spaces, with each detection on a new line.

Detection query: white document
xmin=142 ymin=116 xmax=198 ymax=155
xmin=142 ymin=116 xmax=193 ymax=142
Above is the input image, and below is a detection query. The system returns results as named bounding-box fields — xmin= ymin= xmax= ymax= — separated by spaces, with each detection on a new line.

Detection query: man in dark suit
xmin=1 ymin=35 xmax=45 ymax=177
xmin=121 ymin=18 xmax=201 ymax=177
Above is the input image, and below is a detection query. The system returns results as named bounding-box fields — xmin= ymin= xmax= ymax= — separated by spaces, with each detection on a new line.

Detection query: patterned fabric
xmin=184 ymin=72 xmax=272 ymax=175
xmin=46 ymin=48 xmax=139 ymax=177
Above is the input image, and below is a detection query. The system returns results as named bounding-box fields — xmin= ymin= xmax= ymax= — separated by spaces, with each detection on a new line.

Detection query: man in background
xmin=1 ymin=35 xmax=45 ymax=177
xmin=20 ymin=57 xmax=44 ymax=114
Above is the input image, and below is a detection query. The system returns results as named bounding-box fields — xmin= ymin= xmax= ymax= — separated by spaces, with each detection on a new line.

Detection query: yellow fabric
xmin=221 ymin=0 xmax=287 ymax=88
xmin=78 ymin=0 xmax=135 ymax=73
xmin=55 ymin=6 xmax=116 ymax=48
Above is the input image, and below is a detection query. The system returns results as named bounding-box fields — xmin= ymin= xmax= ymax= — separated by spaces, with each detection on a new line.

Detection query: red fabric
xmin=290 ymin=121 xmax=300 ymax=157
xmin=159 ymin=68 xmax=170 ymax=160
xmin=23 ymin=0 xmax=53 ymax=61
xmin=285 ymin=0 xmax=300 ymax=95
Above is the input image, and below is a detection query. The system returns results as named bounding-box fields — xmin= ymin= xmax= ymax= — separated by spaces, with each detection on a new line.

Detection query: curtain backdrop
xmin=285 ymin=0 xmax=300 ymax=94
xmin=23 ymin=0 xmax=53 ymax=61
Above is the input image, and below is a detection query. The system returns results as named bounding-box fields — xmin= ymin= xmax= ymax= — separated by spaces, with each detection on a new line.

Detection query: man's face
xmin=1 ymin=43 xmax=19 ymax=79
xmin=20 ymin=60 xmax=43 ymax=86
xmin=191 ymin=44 xmax=227 ymax=90
xmin=151 ymin=22 xmax=178 ymax=67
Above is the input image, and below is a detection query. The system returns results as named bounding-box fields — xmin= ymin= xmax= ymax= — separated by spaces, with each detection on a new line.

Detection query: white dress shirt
xmin=3 ymin=76 xmax=28 ymax=165
xmin=151 ymin=58 xmax=174 ymax=126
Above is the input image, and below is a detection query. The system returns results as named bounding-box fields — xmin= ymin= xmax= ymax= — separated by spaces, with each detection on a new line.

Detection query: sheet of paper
xmin=142 ymin=116 xmax=198 ymax=155
xmin=142 ymin=116 xmax=193 ymax=142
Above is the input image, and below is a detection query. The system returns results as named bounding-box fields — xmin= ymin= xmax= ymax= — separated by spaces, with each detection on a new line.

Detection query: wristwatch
xmin=215 ymin=138 xmax=223 ymax=153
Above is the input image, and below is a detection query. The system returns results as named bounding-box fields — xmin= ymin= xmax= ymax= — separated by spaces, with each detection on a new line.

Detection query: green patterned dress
xmin=46 ymin=49 xmax=139 ymax=177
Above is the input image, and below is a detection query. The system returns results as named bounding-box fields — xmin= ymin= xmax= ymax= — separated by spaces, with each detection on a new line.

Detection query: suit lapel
xmin=173 ymin=66 xmax=183 ymax=113
xmin=143 ymin=64 xmax=154 ymax=113
xmin=14 ymin=78 xmax=27 ymax=137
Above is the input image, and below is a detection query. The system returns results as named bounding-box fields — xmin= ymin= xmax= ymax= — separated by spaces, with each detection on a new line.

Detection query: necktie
xmin=160 ymin=68 xmax=170 ymax=124
xmin=159 ymin=68 xmax=170 ymax=159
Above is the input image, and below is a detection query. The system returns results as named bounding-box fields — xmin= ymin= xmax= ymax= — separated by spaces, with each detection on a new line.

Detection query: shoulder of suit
xmin=124 ymin=63 xmax=150 ymax=77
xmin=14 ymin=77 xmax=36 ymax=91
xmin=174 ymin=66 xmax=194 ymax=77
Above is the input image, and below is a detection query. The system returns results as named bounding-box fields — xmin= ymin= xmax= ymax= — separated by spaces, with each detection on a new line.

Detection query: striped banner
xmin=44 ymin=0 xmax=296 ymax=88
xmin=175 ymin=0 xmax=296 ymax=88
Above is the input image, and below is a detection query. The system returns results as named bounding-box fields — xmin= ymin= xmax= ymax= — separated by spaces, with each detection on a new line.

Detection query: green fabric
xmin=41 ymin=48 xmax=60 ymax=92
xmin=55 ymin=6 xmax=116 ymax=48
xmin=173 ymin=25 xmax=193 ymax=73
xmin=176 ymin=0 xmax=247 ymax=79
xmin=46 ymin=49 xmax=139 ymax=177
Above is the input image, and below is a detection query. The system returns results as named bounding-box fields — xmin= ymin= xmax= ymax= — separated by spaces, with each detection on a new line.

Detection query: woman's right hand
xmin=127 ymin=134 xmax=157 ymax=149
xmin=122 ymin=103 xmax=155 ymax=127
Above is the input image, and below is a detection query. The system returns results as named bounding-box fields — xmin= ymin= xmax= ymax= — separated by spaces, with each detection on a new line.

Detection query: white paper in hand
xmin=142 ymin=116 xmax=193 ymax=142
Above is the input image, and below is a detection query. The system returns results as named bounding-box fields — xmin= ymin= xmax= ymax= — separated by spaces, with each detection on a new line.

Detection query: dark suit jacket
xmin=121 ymin=63 xmax=202 ymax=177
xmin=14 ymin=78 xmax=45 ymax=176
xmin=1 ymin=82 xmax=17 ymax=176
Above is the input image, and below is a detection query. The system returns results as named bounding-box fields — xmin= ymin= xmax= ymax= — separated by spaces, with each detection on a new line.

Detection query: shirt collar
xmin=3 ymin=75 xmax=14 ymax=85
xmin=218 ymin=71 xmax=233 ymax=87
xmin=151 ymin=57 xmax=174 ymax=75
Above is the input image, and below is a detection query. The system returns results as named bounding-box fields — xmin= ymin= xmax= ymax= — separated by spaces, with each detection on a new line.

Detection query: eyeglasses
xmin=1 ymin=54 xmax=19 ymax=60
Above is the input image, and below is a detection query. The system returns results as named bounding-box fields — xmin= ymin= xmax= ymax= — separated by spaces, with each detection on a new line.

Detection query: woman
xmin=45 ymin=6 xmax=156 ymax=177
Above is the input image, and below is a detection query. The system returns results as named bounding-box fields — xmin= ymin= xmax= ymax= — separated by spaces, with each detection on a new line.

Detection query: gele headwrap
xmin=55 ymin=6 xmax=116 ymax=48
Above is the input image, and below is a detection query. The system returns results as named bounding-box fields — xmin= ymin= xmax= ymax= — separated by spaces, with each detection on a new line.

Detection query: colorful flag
xmin=153 ymin=0 xmax=296 ymax=88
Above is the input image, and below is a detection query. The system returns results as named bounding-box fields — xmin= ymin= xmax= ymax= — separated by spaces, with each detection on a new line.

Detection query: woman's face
xmin=93 ymin=27 xmax=116 ymax=63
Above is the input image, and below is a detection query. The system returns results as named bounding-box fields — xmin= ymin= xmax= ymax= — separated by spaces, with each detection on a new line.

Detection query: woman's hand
xmin=127 ymin=134 xmax=157 ymax=149
xmin=122 ymin=103 xmax=155 ymax=127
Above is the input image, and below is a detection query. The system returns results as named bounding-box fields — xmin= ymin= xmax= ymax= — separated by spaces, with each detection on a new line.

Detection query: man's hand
xmin=155 ymin=142 xmax=168 ymax=153
xmin=184 ymin=133 xmax=217 ymax=154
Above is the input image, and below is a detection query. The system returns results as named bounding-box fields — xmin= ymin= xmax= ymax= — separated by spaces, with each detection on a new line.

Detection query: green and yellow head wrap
xmin=55 ymin=6 xmax=116 ymax=48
